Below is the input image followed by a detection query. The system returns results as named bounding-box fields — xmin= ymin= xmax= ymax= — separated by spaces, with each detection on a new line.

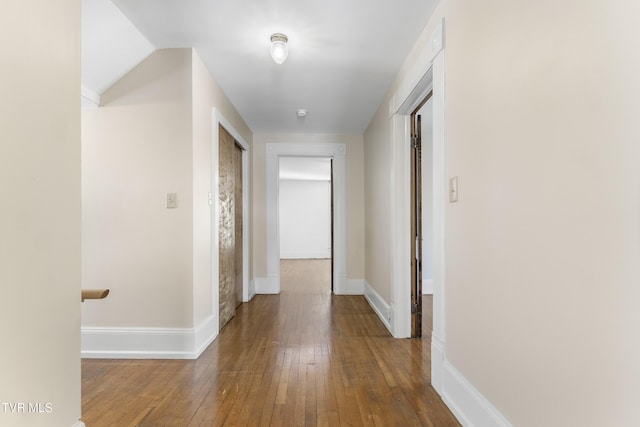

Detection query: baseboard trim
xmin=193 ymin=315 xmax=218 ymax=357
xmin=81 ymin=315 xmax=217 ymax=360
xmin=431 ymin=333 xmax=445 ymax=393
xmin=363 ymin=281 xmax=392 ymax=334
xmin=254 ymin=276 xmax=280 ymax=294
xmin=248 ymin=278 xmax=257 ymax=301
xmin=72 ymin=421 xmax=86 ymax=427
xmin=440 ymin=360 xmax=513 ymax=427
xmin=335 ymin=278 xmax=364 ymax=295
xmin=280 ymin=253 xmax=331 ymax=259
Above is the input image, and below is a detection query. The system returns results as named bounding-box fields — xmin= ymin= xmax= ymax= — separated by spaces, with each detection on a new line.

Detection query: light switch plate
xmin=449 ymin=177 xmax=458 ymax=203
xmin=166 ymin=193 xmax=177 ymax=208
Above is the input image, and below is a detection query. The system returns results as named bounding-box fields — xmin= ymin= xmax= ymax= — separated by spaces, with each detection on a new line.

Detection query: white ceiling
xmin=81 ymin=0 xmax=439 ymax=133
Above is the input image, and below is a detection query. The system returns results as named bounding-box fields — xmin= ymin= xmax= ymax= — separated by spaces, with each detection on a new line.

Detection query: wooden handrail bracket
xmin=81 ymin=289 xmax=110 ymax=302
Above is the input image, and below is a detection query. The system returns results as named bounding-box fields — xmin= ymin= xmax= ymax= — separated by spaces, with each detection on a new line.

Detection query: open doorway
xmin=278 ymin=157 xmax=332 ymax=293
xmin=265 ymin=142 xmax=346 ymax=295
xmin=410 ymin=93 xmax=434 ymax=339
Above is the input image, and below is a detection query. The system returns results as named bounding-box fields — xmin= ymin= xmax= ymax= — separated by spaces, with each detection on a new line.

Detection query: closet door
xmin=218 ymin=125 xmax=242 ymax=329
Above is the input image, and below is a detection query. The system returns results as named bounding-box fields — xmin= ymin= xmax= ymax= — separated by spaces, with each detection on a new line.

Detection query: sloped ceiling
xmin=81 ymin=0 xmax=439 ymax=133
xmin=81 ymin=0 xmax=154 ymax=102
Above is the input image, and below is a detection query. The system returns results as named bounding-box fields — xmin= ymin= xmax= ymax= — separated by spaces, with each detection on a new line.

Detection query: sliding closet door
xmin=218 ymin=125 xmax=242 ymax=329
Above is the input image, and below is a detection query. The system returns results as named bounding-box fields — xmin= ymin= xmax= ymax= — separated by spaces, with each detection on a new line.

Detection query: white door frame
xmin=211 ymin=109 xmax=251 ymax=336
xmin=265 ymin=142 xmax=347 ymax=294
xmin=388 ymin=18 xmax=446 ymax=392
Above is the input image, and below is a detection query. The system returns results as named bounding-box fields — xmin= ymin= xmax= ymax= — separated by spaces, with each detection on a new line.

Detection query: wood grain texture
xmin=219 ymin=125 xmax=242 ymax=328
xmin=81 ymin=260 xmax=459 ymax=426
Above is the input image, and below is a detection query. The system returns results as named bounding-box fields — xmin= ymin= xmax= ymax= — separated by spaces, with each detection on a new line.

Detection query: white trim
xmin=280 ymin=252 xmax=331 ymax=259
xmin=431 ymin=333 xmax=445 ymax=392
xmin=341 ymin=279 xmax=365 ymax=295
xmin=265 ymin=143 xmax=347 ymax=295
xmin=431 ymin=48 xmax=447 ymax=359
xmin=72 ymin=421 xmax=86 ymax=427
xmin=211 ymin=109 xmax=252 ymax=346
xmin=441 ymin=361 xmax=513 ymax=427
xmin=193 ymin=314 xmax=217 ymax=356
xmin=80 ymin=85 xmax=101 ymax=108
xmin=390 ymin=113 xmax=412 ymax=339
xmin=390 ymin=19 xmax=444 ymax=117
xmin=254 ymin=277 xmax=279 ymax=294
xmin=389 ymin=20 xmax=445 ymax=341
xmin=423 ymin=279 xmax=434 ymax=294
xmin=363 ymin=281 xmax=392 ymax=334
xmin=248 ymin=278 xmax=257 ymax=301
xmin=80 ymin=315 xmax=217 ymax=359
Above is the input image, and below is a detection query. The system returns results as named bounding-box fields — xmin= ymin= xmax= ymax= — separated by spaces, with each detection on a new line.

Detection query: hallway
xmin=81 ymin=260 xmax=459 ymax=426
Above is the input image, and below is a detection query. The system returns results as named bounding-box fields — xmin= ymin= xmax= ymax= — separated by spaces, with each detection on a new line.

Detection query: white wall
xmin=279 ymin=179 xmax=331 ymax=259
xmin=0 ymin=1 xmax=82 ymax=426
xmin=365 ymin=0 xmax=640 ymax=425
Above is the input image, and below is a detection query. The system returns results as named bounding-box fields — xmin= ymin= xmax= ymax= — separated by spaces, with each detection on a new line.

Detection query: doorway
xmin=410 ymin=92 xmax=434 ymax=338
xmin=218 ymin=124 xmax=243 ymax=329
xmin=265 ymin=143 xmax=347 ymax=295
xmin=278 ymin=157 xmax=333 ymax=292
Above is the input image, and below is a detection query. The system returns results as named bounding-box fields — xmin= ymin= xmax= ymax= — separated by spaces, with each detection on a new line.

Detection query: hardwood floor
xmin=81 ymin=260 xmax=459 ymax=426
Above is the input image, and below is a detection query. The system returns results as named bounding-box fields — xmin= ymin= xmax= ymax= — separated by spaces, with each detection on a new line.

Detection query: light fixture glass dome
xmin=270 ymin=33 xmax=288 ymax=64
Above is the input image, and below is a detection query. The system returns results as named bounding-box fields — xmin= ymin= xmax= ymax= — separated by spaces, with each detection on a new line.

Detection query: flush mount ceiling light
xmin=270 ymin=33 xmax=288 ymax=64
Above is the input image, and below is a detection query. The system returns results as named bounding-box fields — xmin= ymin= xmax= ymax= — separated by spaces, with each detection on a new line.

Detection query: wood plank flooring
xmin=81 ymin=260 xmax=459 ymax=426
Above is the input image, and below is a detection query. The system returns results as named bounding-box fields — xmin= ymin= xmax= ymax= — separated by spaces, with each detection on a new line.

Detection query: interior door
xmin=410 ymin=110 xmax=423 ymax=338
xmin=410 ymin=92 xmax=432 ymax=338
xmin=219 ymin=125 xmax=243 ymax=329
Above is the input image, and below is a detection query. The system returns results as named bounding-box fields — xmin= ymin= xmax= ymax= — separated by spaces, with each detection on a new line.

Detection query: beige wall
xmin=365 ymin=0 xmax=640 ymax=425
xmin=82 ymin=48 xmax=252 ymax=331
xmin=82 ymin=49 xmax=194 ymax=328
xmin=363 ymin=102 xmax=394 ymax=302
xmin=252 ymin=134 xmax=365 ymax=280
xmin=191 ymin=50 xmax=252 ymax=326
xmin=0 ymin=1 xmax=81 ymax=426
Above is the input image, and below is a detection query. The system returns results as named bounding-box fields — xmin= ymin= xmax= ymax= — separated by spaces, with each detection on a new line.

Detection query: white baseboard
xmin=193 ymin=315 xmax=218 ymax=356
xmin=423 ymin=278 xmax=434 ymax=294
xmin=363 ymin=281 xmax=392 ymax=334
xmin=72 ymin=421 xmax=86 ymax=427
xmin=81 ymin=315 xmax=218 ymax=359
xmin=432 ymin=334 xmax=512 ymax=427
xmin=335 ymin=278 xmax=364 ymax=295
xmin=254 ymin=276 xmax=279 ymax=294
xmin=431 ymin=333 xmax=445 ymax=393
xmin=280 ymin=252 xmax=331 ymax=259
xmin=440 ymin=360 xmax=513 ymax=427
xmin=248 ymin=278 xmax=257 ymax=301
